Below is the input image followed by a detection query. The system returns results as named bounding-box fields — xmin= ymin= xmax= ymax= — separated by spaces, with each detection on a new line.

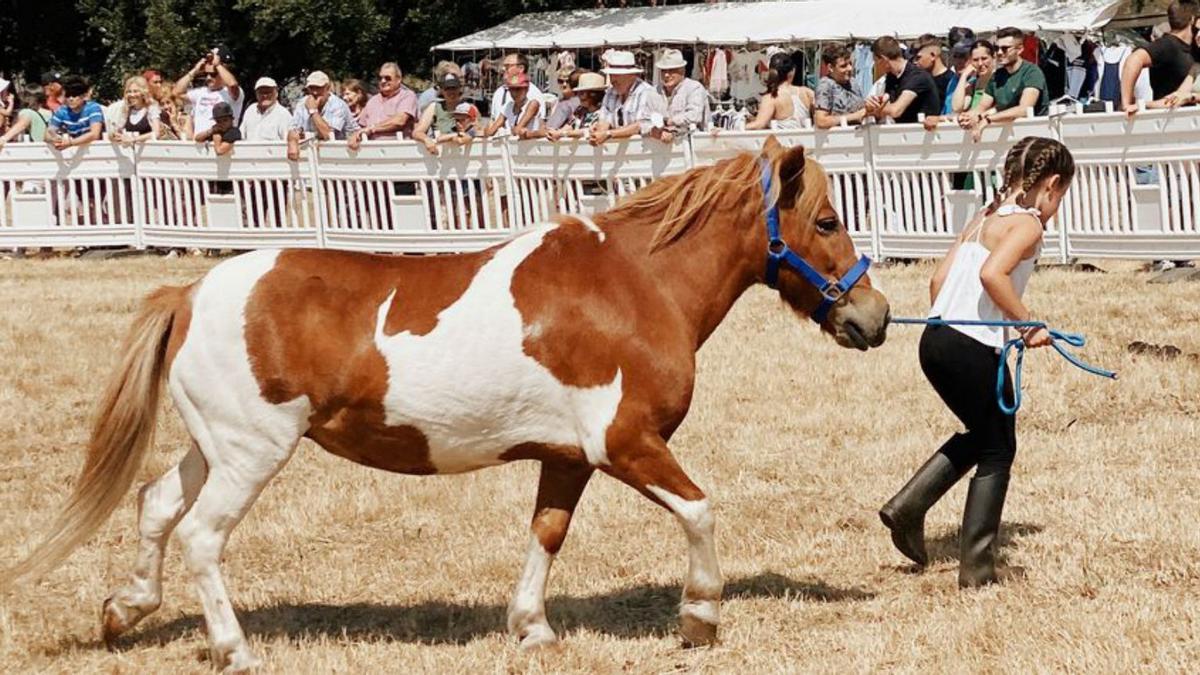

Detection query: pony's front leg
xmin=605 ymin=432 xmax=723 ymax=646
xmin=508 ymin=461 xmax=593 ymax=648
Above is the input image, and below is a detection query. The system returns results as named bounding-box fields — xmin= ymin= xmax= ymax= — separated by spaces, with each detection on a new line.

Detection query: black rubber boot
xmin=958 ymin=472 xmax=1011 ymax=589
xmin=879 ymin=451 xmax=968 ymax=566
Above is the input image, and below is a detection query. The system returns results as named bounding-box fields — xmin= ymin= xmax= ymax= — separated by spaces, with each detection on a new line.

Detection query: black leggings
xmin=919 ymin=324 xmax=1017 ymax=477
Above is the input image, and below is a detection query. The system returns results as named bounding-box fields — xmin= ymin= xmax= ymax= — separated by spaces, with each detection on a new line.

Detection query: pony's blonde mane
xmin=603 ymin=150 xmax=831 ymax=253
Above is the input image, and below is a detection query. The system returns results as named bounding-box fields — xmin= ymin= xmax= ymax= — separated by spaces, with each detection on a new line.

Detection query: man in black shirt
xmin=1121 ymin=0 xmax=1198 ymax=115
xmin=869 ymin=35 xmax=942 ymax=125
xmin=913 ymin=34 xmax=953 ymax=104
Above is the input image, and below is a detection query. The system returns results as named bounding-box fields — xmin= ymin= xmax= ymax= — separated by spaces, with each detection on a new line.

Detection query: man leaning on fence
xmin=655 ymin=49 xmax=708 ymax=143
xmin=1121 ymin=0 xmax=1199 ymax=116
xmin=960 ymin=27 xmax=1047 ymax=141
xmin=350 ymin=62 xmax=419 ymax=148
xmin=286 ymin=70 xmax=360 ymax=161
xmin=240 ymin=77 xmax=291 ymax=141
xmin=592 ymin=50 xmax=667 ymax=146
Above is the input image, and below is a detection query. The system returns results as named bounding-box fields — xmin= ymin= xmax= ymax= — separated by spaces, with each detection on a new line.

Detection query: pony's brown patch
xmin=510 ymin=220 xmax=626 ymax=389
xmin=245 ymin=249 xmax=491 ymax=475
xmin=383 ymin=252 xmax=494 ymax=336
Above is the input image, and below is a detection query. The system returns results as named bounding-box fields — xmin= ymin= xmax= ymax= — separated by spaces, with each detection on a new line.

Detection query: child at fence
xmin=879 ymin=137 xmax=1074 ymax=588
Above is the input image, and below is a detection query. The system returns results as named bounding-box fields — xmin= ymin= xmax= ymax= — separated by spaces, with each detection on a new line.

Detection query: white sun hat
xmin=601 ymin=50 xmax=642 ymax=75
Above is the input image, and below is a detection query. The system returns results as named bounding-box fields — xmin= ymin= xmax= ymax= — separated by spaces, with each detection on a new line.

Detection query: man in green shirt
xmin=960 ymin=27 xmax=1047 ymax=141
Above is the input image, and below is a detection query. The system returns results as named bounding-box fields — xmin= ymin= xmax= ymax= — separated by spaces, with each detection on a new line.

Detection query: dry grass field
xmin=0 ymin=255 xmax=1197 ymax=674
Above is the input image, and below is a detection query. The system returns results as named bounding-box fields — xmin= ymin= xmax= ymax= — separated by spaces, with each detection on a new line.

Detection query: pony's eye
xmin=816 ymin=218 xmax=840 ymax=233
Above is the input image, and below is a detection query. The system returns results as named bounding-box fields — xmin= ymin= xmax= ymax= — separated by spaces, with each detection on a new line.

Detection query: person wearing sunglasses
xmin=350 ymin=62 xmax=419 ymax=149
xmin=540 ymin=68 xmax=582 ymax=133
xmin=961 ymin=27 xmax=1047 ymax=141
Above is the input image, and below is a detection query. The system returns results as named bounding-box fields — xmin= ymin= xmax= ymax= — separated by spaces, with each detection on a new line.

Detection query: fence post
xmin=130 ymin=146 xmax=146 ymax=250
xmin=1050 ymin=115 xmax=1070 ymax=264
xmin=308 ymin=139 xmax=328 ymax=249
xmin=500 ymin=136 xmax=519 ymax=230
xmin=863 ymin=122 xmax=884 ymax=261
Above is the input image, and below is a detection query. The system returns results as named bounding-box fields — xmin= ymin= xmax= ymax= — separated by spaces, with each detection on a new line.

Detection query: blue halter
xmin=760 ymin=160 xmax=872 ymax=324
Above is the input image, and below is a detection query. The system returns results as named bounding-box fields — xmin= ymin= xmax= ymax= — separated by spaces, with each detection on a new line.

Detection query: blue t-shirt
xmin=50 ymin=101 xmax=105 ymax=138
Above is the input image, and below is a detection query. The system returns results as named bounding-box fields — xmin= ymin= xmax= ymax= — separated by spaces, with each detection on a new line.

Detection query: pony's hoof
xmin=215 ymin=645 xmax=261 ymax=674
xmin=100 ymin=597 xmax=125 ymax=648
xmin=679 ymin=613 xmax=719 ymax=647
xmin=517 ymin=623 xmax=558 ymax=649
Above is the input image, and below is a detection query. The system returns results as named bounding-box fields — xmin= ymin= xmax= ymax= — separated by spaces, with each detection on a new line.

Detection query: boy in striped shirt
xmin=47 ymin=76 xmax=104 ymax=150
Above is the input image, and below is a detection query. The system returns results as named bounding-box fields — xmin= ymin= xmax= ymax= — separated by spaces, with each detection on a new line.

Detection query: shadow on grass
xmin=926 ymin=521 xmax=1044 ymax=564
xmin=84 ymin=571 xmax=874 ymax=652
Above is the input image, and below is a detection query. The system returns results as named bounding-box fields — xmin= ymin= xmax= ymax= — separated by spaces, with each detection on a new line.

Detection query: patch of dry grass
xmin=0 ymin=256 xmax=1197 ymax=673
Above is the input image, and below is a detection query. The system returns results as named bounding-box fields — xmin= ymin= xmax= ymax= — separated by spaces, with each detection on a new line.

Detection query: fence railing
xmin=3 ymin=107 xmax=1200 ymax=260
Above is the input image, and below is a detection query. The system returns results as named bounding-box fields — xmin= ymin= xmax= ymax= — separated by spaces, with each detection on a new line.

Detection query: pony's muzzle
xmin=832 ymin=288 xmax=889 ymax=350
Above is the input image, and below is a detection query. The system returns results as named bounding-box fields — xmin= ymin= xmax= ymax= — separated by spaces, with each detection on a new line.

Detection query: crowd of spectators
xmin=2 ymin=6 xmax=1199 ymax=157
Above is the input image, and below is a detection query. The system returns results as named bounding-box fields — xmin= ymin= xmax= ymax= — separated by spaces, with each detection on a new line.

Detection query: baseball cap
xmin=305 ymin=71 xmax=331 ymax=88
xmin=212 ymin=102 xmax=234 ymax=119
xmin=254 ymin=76 xmax=278 ymax=90
xmin=452 ymin=102 xmax=478 ymax=118
xmin=951 ymin=40 xmax=974 ymax=59
xmin=439 ymin=72 xmax=462 ymax=89
xmin=504 ymin=72 xmax=530 ymax=89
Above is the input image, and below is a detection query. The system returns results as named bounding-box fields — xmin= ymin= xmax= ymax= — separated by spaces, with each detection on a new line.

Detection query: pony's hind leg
xmin=101 ymin=445 xmax=206 ymax=645
xmin=507 ymin=461 xmax=593 ymax=648
xmin=603 ymin=432 xmax=722 ymax=647
xmin=171 ymin=424 xmax=300 ymax=674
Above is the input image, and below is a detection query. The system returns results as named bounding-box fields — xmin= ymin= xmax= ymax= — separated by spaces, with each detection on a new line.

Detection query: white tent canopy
xmin=435 ymin=0 xmax=1124 ymax=51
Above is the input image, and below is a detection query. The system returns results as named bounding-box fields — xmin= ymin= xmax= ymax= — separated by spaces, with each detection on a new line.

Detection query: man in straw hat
xmin=591 ymin=49 xmax=666 ymax=145
xmin=655 ymin=48 xmax=710 ymax=142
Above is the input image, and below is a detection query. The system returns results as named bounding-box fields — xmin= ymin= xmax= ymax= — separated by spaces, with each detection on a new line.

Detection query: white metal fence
xmin=3 ymin=108 xmax=1200 ymax=260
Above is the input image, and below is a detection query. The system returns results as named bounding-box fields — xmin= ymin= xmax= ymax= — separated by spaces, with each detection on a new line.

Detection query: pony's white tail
xmin=0 ymin=284 xmax=190 ymax=588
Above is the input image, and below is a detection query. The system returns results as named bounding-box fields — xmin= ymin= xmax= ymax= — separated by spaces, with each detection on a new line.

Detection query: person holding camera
xmin=172 ymin=47 xmax=243 ymax=141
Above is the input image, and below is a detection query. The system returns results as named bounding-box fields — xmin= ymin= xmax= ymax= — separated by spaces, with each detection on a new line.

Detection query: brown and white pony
xmin=1 ymin=137 xmax=889 ymax=671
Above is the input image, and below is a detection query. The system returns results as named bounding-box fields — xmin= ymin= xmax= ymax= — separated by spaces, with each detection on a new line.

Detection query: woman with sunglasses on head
xmin=544 ymin=68 xmax=581 ymax=131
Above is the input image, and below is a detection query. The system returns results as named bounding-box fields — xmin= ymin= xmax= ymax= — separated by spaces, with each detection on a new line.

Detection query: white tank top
xmin=928 ymin=204 xmax=1041 ymax=349
xmin=769 ymin=92 xmax=811 ymax=130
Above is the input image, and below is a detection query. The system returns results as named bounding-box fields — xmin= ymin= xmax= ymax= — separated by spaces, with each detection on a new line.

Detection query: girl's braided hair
xmin=984 ymin=136 xmax=1036 ymax=216
xmin=984 ymin=137 xmax=1075 ymax=215
xmin=1017 ymin=137 xmax=1075 ymax=199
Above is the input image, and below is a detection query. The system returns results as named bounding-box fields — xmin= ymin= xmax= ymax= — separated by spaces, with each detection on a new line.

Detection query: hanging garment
xmin=1060 ymin=35 xmax=1087 ymax=99
xmin=706 ymin=48 xmax=732 ymax=97
xmin=1022 ymin=34 xmax=1040 ymax=64
xmin=1096 ymin=44 xmax=1152 ymax=105
xmin=854 ymin=44 xmax=875 ymax=100
xmin=1042 ymin=42 xmax=1067 ymax=101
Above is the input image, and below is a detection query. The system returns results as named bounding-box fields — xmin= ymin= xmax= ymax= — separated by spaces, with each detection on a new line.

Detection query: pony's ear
xmin=761 ymin=135 xmax=784 ymax=159
xmin=779 ymin=144 xmax=807 ymax=185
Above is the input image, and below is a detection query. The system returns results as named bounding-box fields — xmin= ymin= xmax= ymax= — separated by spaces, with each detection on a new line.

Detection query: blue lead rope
xmin=890 ymin=318 xmax=1118 ymax=415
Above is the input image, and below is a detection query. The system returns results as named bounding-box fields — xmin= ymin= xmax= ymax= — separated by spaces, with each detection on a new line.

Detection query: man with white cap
xmin=655 ymin=48 xmax=709 ymax=141
xmin=240 ymin=76 xmax=292 ymax=141
xmin=286 ymin=70 xmax=360 ymax=161
xmin=592 ymin=50 xmax=666 ymax=145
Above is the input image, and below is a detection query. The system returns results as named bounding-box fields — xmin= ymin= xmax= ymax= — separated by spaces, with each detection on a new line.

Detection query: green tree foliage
xmin=0 ymin=0 xmax=672 ymax=99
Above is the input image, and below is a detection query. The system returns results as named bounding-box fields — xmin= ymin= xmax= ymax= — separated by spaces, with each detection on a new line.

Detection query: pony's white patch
xmin=568 ymin=214 xmax=605 ymax=242
xmin=374 ymin=226 xmax=622 ymax=472
xmin=647 ymin=486 xmax=722 ymax=601
xmin=170 ymin=249 xmax=313 ymax=450
xmin=508 ymin=535 xmax=555 ymax=635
